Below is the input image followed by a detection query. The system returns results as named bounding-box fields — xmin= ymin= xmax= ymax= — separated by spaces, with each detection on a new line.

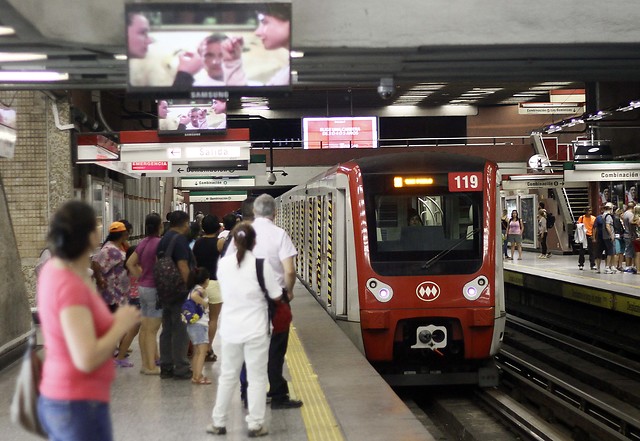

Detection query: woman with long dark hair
xmin=208 ymin=222 xmax=282 ymax=437
xmin=126 ymin=213 xmax=163 ymax=374
xmin=37 ymin=200 xmax=140 ymax=441
xmin=507 ymin=209 xmax=524 ymax=260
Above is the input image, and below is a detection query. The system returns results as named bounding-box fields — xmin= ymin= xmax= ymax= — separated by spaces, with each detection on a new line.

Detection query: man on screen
xmin=221 ymin=4 xmax=291 ymax=86
xmin=193 ymin=34 xmax=226 ymax=87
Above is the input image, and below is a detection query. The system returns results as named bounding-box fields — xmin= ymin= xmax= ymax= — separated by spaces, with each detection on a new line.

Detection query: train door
xmin=332 ymin=189 xmax=347 ymax=318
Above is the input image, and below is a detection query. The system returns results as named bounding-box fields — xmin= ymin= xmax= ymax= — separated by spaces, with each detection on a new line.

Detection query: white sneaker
xmin=604 ymin=268 xmax=613 ymax=274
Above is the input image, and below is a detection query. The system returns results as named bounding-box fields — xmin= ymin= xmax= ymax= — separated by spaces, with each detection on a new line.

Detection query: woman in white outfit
xmin=207 ymin=222 xmax=282 ymax=438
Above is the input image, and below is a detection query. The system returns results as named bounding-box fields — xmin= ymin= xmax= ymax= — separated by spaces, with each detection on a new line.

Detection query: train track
xmin=497 ymin=316 xmax=640 ymax=441
xmin=406 ymin=316 xmax=640 ymax=440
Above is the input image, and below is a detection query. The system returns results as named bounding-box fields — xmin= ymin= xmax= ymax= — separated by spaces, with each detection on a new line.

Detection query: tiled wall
xmin=0 ymin=91 xmax=73 ymax=302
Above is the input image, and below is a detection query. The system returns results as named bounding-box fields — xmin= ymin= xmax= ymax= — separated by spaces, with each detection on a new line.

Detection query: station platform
xmin=0 ymin=280 xmax=434 ymax=441
xmin=503 ymin=250 xmax=640 ymax=318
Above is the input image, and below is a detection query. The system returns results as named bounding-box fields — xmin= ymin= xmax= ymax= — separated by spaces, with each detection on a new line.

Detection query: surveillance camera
xmin=267 ymin=172 xmax=277 ymax=185
xmin=377 ymin=77 xmax=395 ymax=100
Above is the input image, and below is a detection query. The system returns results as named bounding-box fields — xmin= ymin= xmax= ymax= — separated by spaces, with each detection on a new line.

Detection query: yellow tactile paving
xmin=286 ymin=326 xmax=345 ymax=441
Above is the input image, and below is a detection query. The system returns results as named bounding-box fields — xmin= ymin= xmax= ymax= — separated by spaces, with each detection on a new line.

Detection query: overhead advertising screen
xmin=303 ymin=117 xmax=378 ymax=149
xmin=157 ymin=98 xmax=226 ymax=136
xmin=126 ymin=2 xmax=291 ymax=95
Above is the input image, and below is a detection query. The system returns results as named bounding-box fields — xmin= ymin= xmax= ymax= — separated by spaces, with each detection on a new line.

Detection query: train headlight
xmin=462 ymin=275 xmax=488 ymax=301
xmin=366 ymin=278 xmax=393 ymax=303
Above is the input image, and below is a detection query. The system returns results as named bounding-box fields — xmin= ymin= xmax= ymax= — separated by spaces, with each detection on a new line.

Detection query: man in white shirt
xmin=251 ymin=194 xmax=302 ymax=409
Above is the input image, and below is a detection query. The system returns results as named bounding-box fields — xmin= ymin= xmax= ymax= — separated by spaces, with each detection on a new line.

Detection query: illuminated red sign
xmin=448 ymin=172 xmax=483 ymax=192
xmin=131 ymin=161 xmax=170 ymax=171
xmin=303 ymin=117 xmax=377 ymax=149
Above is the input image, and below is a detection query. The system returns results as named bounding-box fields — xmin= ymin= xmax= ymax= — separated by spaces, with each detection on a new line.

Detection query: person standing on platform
xmin=192 ymin=214 xmax=223 ymax=362
xmin=507 ymin=210 xmax=524 ymax=260
xmin=37 ymin=201 xmax=140 ymax=441
xmin=251 ymin=194 xmax=302 ymax=409
xmin=501 ymin=209 xmax=509 ymax=259
xmin=208 ymin=222 xmax=283 ymax=437
xmin=623 ymin=202 xmax=636 ymax=272
xmin=597 ymin=202 xmax=617 ymax=274
xmin=126 ymin=213 xmax=163 ymax=374
xmin=537 ymin=209 xmax=548 ymax=259
xmin=156 ymin=211 xmax=194 ymax=380
xmin=577 ymin=206 xmax=596 ymax=270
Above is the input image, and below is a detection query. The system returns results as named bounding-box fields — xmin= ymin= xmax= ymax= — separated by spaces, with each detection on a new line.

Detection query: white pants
xmin=211 ymin=334 xmax=270 ymax=430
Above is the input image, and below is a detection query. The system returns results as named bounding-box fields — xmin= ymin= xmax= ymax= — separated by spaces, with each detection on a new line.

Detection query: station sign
xmin=139 ymin=161 xmax=266 ymax=178
xmin=518 ymin=102 xmax=585 ymax=115
xmin=188 ymin=191 xmax=247 ymax=202
xmin=564 ymin=168 xmax=640 ymax=182
xmin=120 ymin=141 xmax=250 ymax=163
xmin=130 ymin=161 xmax=171 ymax=173
xmin=180 ymin=177 xmax=255 ymax=189
xmin=502 ymin=177 xmax=565 ymax=190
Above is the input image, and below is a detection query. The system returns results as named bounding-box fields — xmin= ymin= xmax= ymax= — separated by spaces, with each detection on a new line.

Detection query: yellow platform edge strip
xmin=286 ymin=326 xmax=345 ymax=441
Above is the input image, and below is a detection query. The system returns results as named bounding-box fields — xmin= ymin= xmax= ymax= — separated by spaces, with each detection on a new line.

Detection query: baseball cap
xmin=109 ymin=221 xmax=127 ymax=233
xmin=604 ymin=202 xmax=614 ymax=209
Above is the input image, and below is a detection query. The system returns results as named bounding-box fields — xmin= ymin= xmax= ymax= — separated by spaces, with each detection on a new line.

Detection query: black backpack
xmin=154 ymin=234 xmax=188 ymax=306
xmin=255 ymin=258 xmax=276 ymax=335
xmin=546 ymin=212 xmax=556 ymax=229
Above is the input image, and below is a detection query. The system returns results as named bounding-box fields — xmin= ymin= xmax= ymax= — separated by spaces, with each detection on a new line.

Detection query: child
xmin=186 ymin=267 xmax=211 ymax=384
xmin=114 ymin=245 xmax=142 ymax=368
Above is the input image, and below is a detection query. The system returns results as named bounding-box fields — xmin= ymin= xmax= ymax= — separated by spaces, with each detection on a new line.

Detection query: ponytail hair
xmin=232 ymin=221 xmax=256 ymax=266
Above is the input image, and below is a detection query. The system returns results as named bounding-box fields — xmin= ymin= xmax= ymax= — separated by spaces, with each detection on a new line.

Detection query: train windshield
xmin=366 ymin=187 xmax=483 ymax=276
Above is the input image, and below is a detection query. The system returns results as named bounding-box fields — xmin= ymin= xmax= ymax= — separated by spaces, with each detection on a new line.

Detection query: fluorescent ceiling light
xmin=0 ymin=71 xmax=69 ymax=82
xmin=0 ymin=26 xmax=15 ymax=36
xmin=113 ymin=54 xmax=127 ymax=61
xmin=0 ymin=52 xmax=47 ymax=62
xmin=290 ymin=51 xmax=304 ymax=58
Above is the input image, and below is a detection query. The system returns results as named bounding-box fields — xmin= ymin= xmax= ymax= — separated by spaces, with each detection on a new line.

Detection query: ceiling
xmin=3 ymin=0 xmax=640 ymax=110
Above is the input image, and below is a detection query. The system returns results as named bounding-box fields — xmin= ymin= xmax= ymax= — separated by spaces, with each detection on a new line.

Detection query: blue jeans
xmin=38 ymin=396 xmax=112 ymax=441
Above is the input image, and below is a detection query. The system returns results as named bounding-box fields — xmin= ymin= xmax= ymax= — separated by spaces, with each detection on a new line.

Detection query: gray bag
xmin=10 ymin=332 xmax=47 ymax=438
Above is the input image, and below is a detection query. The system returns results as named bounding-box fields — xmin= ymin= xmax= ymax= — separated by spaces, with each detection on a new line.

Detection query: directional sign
xmin=120 ymin=141 xmax=250 ymax=163
xmin=180 ymin=177 xmax=255 ymax=189
xmin=189 ymin=191 xmax=248 ymax=202
xmin=138 ymin=162 xmax=266 ymax=177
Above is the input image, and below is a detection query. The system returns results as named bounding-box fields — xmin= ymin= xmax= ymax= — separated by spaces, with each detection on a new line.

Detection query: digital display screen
xmin=302 ymin=117 xmax=378 ymax=149
xmin=126 ymin=3 xmax=291 ymax=95
xmin=157 ymin=98 xmax=226 ymax=136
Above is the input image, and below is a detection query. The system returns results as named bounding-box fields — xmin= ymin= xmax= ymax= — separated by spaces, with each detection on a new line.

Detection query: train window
xmin=367 ymin=189 xmax=482 ymax=276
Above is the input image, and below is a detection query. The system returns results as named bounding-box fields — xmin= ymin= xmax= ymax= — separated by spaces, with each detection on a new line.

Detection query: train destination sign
xmin=180 ymin=177 xmax=255 ymax=189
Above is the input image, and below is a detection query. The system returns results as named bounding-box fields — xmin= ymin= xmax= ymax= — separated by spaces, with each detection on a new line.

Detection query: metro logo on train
xmin=416 ymin=281 xmax=441 ymax=302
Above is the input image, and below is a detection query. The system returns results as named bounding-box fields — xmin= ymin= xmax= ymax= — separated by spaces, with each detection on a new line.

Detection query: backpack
xmin=256 ymin=258 xmax=291 ymax=334
xmin=154 ymin=234 xmax=188 ymax=306
xmin=255 ymin=258 xmax=275 ymax=335
xmin=181 ymin=289 xmax=205 ymax=324
xmin=613 ymin=215 xmax=624 ymax=236
xmin=546 ymin=212 xmax=556 ymax=229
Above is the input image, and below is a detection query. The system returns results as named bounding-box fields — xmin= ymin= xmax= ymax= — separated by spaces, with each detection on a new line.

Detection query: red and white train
xmin=276 ymin=152 xmax=505 ymax=386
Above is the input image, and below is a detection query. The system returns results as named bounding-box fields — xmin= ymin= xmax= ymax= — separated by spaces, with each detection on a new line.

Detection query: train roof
xmin=352 ymin=152 xmax=490 ymax=174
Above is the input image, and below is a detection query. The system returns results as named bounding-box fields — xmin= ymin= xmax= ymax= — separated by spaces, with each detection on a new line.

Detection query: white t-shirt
xmin=217 ymin=251 xmax=281 ymax=343
xmin=227 ymin=217 xmax=297 ymax=289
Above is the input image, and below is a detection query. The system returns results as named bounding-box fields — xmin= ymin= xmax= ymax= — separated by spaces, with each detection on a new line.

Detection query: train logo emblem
xmin=416 ymin=281 xmax=440 ymax=302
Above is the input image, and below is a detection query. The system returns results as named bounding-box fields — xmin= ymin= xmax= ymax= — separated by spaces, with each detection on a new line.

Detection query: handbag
xmin=10 ymin=331 xmax=47 ymax=438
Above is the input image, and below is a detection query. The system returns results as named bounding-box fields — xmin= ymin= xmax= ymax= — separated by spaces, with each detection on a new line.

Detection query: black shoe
xmin=271 ymin=398 xmax=303 ymax=409
xmin=173 ymin=370 xmax=193 ymax=380
xmin=579 ymin=265 xmax=584 ymax=270
xmin=160 ymin=369 xmax=174 ymax=379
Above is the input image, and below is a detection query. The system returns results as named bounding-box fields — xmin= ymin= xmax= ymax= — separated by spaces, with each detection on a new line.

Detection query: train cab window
xmin=366 ymin=189 xmax=482 ymax=276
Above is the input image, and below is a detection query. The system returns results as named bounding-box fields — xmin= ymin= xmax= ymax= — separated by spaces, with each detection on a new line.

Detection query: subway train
xmin=275 ymin=152 xmax=506 ymax=386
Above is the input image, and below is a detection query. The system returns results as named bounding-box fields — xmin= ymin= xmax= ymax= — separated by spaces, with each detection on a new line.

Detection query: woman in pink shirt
xmin=37 ymin=201 xmax=140 ymax=441
xmin=507 ymin=209 xmax=524 ymax=260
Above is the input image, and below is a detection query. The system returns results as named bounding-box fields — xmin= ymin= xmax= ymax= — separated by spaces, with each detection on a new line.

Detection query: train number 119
xmin=448 ymin=172 xmax=483 ymax=192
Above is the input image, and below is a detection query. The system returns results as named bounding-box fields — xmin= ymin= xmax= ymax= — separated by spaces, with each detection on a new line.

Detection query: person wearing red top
xmin=37 ymin=201 xmax=140 ymax=441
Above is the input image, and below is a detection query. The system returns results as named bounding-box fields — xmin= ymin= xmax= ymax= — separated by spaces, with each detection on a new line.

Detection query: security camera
xmin=267 ymin=172 xmax=277 ymax=185
xmin=377 ymin=77 xmax=395 ymax=100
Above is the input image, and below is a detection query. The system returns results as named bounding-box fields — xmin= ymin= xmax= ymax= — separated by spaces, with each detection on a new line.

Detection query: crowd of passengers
xmin=35 ymin=194 xmax=301 ymax=440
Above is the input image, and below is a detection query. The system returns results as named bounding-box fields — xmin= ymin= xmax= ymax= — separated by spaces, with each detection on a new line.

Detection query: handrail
xmin=250 ymin=135 xmax=530 ymax=150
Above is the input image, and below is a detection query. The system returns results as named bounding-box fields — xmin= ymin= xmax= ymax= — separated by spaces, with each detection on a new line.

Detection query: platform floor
xmin=503 ymin=249 xmax=640 ymax=298
xmin=0 ymin=280 xmax=434 ymax=441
